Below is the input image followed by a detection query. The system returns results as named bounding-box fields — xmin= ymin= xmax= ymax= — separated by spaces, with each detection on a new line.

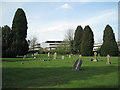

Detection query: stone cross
xmin=107 ymin=54 xmax=111 ymax=64
xmin=79 ymin=54 xmax=82 ymax=59
xmin=54 ymin=52 xmax=57 ymax=59
xmin=62 ymin=56 xmax=64 ymax=60
xmin=48 ymin=52 xmax=50 ymax=57
xmin=93 ymin=52 xmax=97 ymax=61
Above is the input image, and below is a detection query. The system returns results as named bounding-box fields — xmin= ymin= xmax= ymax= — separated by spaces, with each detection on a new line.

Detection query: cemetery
xmin=2 ymin=53 xmax=118 ymax=88
xmin=1 ymin=4 xmax=119 ymax=89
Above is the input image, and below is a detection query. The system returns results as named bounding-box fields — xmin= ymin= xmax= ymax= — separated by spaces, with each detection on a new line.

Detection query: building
xmin=41 ymin=41 xmax=63 ymax=51
xmin=29 ymin=43 xmax=41 ymax=51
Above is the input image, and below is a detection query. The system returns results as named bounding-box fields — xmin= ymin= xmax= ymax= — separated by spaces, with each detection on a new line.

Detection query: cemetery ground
xmin=2 ymin=54 xmax=118 ymax=88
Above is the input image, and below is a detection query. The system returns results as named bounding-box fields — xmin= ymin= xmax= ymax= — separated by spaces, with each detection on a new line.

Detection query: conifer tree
xmin=2 ymin=25 xmax=13 ymax=57
xmin=74 ymin=25 xmax=83 ymax=54
xmin=100 ymin=25 xmax=118 ymax=56
xmin=81 ymin=25 xmax=94 ymax=56
xmin=12 ymin=8 xmax=28 ymax=56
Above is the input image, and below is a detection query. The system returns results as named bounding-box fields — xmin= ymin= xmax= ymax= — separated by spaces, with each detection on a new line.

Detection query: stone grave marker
xmin=72 ymin=55 xmax=82 ymax=71
xmin=69 ymin=54 xmax=71 ymax=58
xmin=93 ymin=52 xmax=98 ymax=62
xmin=34 ymin=57 xmax=36 ymax=59
xmin=98 ymin=53 xmax=100 ymax=57
xmin=62 ymin=56 xmax=64 ymax=60
xmin=107 ymin=54 xmax=111 ymax=64
xmin=21 ymin=62 xmax=24 ymax=64
xmin=48 ymin=52 xmax=50 ymax=57
xmin=54 ymin=52 xmax=57 ymax=59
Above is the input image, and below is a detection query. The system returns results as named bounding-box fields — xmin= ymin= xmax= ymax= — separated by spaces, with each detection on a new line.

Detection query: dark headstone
xmin=72 ymin=59 xmax=82 ymax=71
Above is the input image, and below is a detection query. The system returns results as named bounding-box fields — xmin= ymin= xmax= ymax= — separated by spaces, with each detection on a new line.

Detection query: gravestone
xmin=62 ymin=56 xmax=64 ymax=60
xmin=93 ymin=52 xmax=98 ymax=62
xmin=54 ymin=52 xmax=57 ymax=59
xmin=21 ymin=62 xmax=24 ymax=64
xmin=72 ymin=55 xmax=82 ymax=71
xmin=23 ymin=55 xmax=26 ymax=59
xmin=34 ymin=52 xmax=38 ymax=56
xmin=107 ymin=54 xmax=111 ymax=64
xmin=34 ymin=57 xmax=36 ymax=59
xmin=69 ymin=55 xmax=71 ymax=58
xmin=98 ymin=53 xmax=100 ymax=57
xmin=48 ymin=52 xmax=50 ymax=57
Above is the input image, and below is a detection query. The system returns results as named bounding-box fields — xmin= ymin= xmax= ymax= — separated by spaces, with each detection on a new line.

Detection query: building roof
xmin=45 ymin=41 xmax=62 ymax=43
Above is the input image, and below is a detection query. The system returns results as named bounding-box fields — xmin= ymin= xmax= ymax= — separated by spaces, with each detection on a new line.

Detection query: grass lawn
xmin=2 ymin=54 xmax=118 ymax=88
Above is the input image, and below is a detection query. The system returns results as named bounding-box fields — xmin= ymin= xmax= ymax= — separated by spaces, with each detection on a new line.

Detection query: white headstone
xmin=107 ymin=54 xmax=111 ymax=64
xmin=54 ymin=52 xmax=57 ymax=59
xmin=69 ymin=55 xmax=71 ymax=58
xmin=62 ymin=56 xmax=64 ymax=60
xmin=48 ymin=52 xmax=50 ymax=57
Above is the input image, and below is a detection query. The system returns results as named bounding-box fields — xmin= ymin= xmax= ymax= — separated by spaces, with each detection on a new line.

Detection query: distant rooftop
xmin=45 ymin=41 xmax=62 ymax=43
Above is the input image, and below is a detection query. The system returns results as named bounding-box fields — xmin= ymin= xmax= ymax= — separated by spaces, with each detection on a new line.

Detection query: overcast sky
xmin=1 ymin=1 xmax=118 ymax=43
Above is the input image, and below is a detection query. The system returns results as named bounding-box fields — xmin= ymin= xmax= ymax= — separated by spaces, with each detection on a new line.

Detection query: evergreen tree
xmin=74 ymin=25 xmax=83 ymax=54
xmin=100 ymin=25 xmax=118 ymax=56
xmin=2 ymin=25 xmax=14 ymax=57
xmin=12 ymin=8 xmax=28 ymax=56
xmin=81 ymin=25 xmax=94 ymax=56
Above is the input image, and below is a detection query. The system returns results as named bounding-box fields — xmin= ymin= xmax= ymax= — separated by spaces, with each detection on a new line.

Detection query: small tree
xmin=29 ymin=37 xmax=37 ymax=51
xmin=64 ymin=29 xmax=74 ymax=53
xmin=100 ymin=25 xmax=118 ymax=56
xmin=74 ymin=25 xmax=83 ymax=54
xmin=81 ymin=25 xmax=94 ymax=56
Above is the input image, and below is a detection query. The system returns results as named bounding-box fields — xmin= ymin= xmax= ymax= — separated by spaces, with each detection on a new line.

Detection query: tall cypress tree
xmin=100 ymin=25 xmax=118 ymax=56
xmin=74 ymin=25 xmax=83 ymax=54
xmin=12 ymin=8 xmax=28 ymax=56
xmin=81 ymin=25 xmax=94 ymax=56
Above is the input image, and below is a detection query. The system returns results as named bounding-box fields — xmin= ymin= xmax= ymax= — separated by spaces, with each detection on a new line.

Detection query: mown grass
xmin=2 ymin=54 xmax=118 ymax=88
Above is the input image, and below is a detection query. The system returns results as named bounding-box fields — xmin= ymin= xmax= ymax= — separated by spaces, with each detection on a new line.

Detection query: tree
xmin=64 ymin=29 xmax=74 ymax=53
xmin=12 ymin=8 xmax=28 ymax=56
xmin=2 ymin=25 xmax=14 ymax=57
xmin=29 ymin=37 xmax=37 ymax=51
xmin=81 ymin=25 xmax=94 ymax=56
xmin=74 ymin=25 xmax=83 ymax=54
xmin=100 ymin=25 xmax=118 ymax=56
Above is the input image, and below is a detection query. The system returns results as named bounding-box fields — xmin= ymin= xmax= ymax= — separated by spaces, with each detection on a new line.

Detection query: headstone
xmin=54 ymin=52 xmax=57 ymax=59
xmin=62 ymin=56 xmax=64 ymax=60
xmin=23 ymin=55 xmax=26 ymax=59
xmin=107 ymin=54 xmax=111 ymax=64
xmin=34 ymin=52 xmax=38 ymax=56
xmin=69 ymin=55 xmax=71 ymax=58
xmin=98 ymin=53 xmax=100 ymax=57
xmin=72 ymin=55 xmax=82 ymax=71
xmin=48 ymin=52 xmax=50 ymax=57
xmin=93 ymin=52 xmax=98 ymax=62
xmin=21 ymin=62 xmax=24 ymax=64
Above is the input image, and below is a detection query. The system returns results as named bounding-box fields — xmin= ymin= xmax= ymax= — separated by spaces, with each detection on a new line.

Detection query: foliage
xmin=74 ymin=25 xmax=83 ymax=54
xmin=81 ymin=25 xmax=94 ymax=56
xmin=2 ymin=25 xmax=14 ymax=57
xmin=100 ymin=25 xmax=119 ymax=56
xmin=12 ymin=8 xmax=28 ymax=56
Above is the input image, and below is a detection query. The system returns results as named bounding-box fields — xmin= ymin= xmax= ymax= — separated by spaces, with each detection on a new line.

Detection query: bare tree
xmin=64 ymin=29 xmax=74 ymax=41
xmin=29 ymin=37 xmax=37 ymax=51
xmin=63 ymin=29 xmax=74 ymax=53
